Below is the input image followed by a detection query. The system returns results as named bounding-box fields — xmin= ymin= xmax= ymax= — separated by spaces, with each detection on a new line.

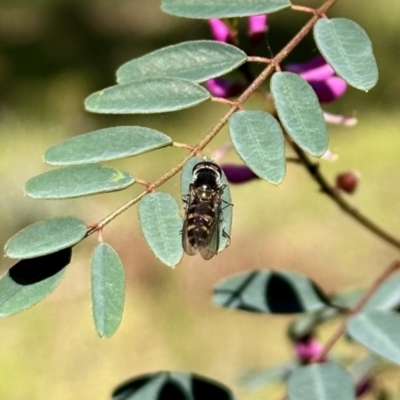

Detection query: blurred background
xmin=0 ymin=0 xmax=399 ymax=399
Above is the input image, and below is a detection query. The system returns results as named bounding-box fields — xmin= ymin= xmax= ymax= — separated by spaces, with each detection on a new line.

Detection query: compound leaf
xmin=161 ymin=0 xmax=290 ymax=19
xmin=91 ymin=243 xmax=125 ymax=338
xmin=347 ymin=310 xmax=400 ymax=366
xmin=0 ymin=248 xmax=71 ymax=316
xmin=5 ymin=217 xmax=87 ymax=259
xmin=214 ymin=270 xmax=329 ymax=314
xmin=229 ymin=110 xmax=286 ymax=184
xmin=287 ymin=362 xmax=355 ymax=400
xmin=271 ymin=72 xmax=328 ymax=157
xmin=45 ymin=126 xmax=172 ymax=166
xmin=138 ymin=193 xmax=183 ymax=267
xmin=85 ymin=78 xmax=210 ymax=114
xmin=117 ymin=41 xmax=247 ymax=84
xmin=314 ymin=18 xmax=378 ymax=91
xmin=26 ymin=165 xmax=135 ymax=199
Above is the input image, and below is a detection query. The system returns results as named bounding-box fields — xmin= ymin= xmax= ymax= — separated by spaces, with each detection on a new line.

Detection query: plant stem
xmin=314 ymin=258 xmax=400 ymax=362
xmin=291 ymin=142 xmax=400 ymax=250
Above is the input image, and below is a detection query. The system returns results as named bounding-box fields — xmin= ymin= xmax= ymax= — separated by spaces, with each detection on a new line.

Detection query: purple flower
xmin=248 ymin=15 xmax=268 ymax=45
xmin=294 ymin=336 xmax=326 ymax=364
xmin=221 ymin=164 xmax=258 ymax=184
xmin=206 ymin=78 xmax=244 ymax=98
xmin=208 ymin=19 xmax=233 ymax=43
xmin=285 ymin=56 xmax=347 ymax=103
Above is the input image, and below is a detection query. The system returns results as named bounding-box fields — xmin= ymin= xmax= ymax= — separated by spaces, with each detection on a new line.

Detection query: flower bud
xmin=294 ymin=335 xmax=326 ymax=364
xmin=335 ymin=171 xmax=361 ymax=194
xmin=248 ymin=15 xmax=268 ymax=45
xmin=206 ymin=78 xmax=244 ymax=98
xmin=208 ymin=19 xmax=233 ymax=43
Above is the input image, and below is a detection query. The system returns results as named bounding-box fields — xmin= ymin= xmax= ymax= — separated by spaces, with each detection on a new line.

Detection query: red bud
xmin=335 ymin=171 xmax=360 ymax=194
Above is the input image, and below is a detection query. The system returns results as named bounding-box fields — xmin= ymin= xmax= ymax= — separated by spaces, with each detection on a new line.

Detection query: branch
xmin=290 ymin=142 xmax=400 ymax=250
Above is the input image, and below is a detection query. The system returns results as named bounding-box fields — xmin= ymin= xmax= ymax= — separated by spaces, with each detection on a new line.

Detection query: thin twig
xmin=290 ymin=142 xmax=400 ymax=250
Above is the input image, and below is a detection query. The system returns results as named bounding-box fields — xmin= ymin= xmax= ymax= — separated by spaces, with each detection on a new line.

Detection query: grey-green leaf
xmin=214 ymin=270 xmax=329 ymax=314
xmin=45 ymin=126 xmax=172 ymax=166
xmin=271 ymin=72 xmax=328 ymax=157
xmin=314 ymin=18 xmax=378 ymax=91
xmin=287 ymin=362 xmax=355 ymax=400
xmin=0 ymin=248 xmax=70 ymax=317
xmin=363 ymin=272 xmax=400 ymax=311
xmin=117 ymin=41 xmax=247 ymax=84
xmin=347 ymin=310 xmax=400 ymax=365
xmin=138 ymin=193 xmax=184 ymax=267
xmin=162 ymin=0 xmax=290 ymax=19
xmin=5 ymin=217 xmax=87 ymax=259
xmin=113 ymin=371 xmax=236 ymax=400
xmin=25 ymin=164 xmax=135 ymax=199
xmin=229 ymin=110 xmax=286 ymax=184
xmin=181 ymin=157 xmax=232 ymax=253
xmin=91 ymin=243 xmax=125 ymax=338
xmin=85 ymin=78 xmax=210 ymax=114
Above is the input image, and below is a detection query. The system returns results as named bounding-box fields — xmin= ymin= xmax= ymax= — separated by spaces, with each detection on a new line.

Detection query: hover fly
xmin=182 ymin=161 xmax=230 ymax=260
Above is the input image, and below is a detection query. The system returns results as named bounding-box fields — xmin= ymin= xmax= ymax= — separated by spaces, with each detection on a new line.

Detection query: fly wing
xmin=182 ymin=187 xmax=198 ymax=256
xmin=199 ymin=206 xmax=220 ymax=260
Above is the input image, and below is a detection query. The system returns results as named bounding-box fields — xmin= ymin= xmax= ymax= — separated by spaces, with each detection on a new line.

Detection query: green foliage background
xmin=0 ymin=0 xmax=399 ymax=399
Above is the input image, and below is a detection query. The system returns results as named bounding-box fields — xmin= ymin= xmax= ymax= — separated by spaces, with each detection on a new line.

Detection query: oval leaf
xmin=91 ymin=243 xmax=125 ymax=338
xmin=117 ymin=41 xmax=247 ymax=84
xmin=45 ymin=126 xmax=172 ymax=166
xmin=25 ymin=164 xmax=135 ymax=199
xmin=162 ymin=0 xmax=290 ymax=19
xmin=229 ymin=110 xmax=286 ymax=184
xmin=0 ymin=248 xmax=71 ymax=316
xmin=271 ymin=72 xmax=328 ymax=157
xmin=347 ymin=310 xmax=400 ymax=365
xmin=287 ymin=362 xmax=355 ymax=400
xmin=138 ymin=193 xmax=184 ymax=267
xmin=5 ymin=217 xmax=87 ymax=259
xmin=112 ymin=371 xmax=235 ymax=400
xmin=314 ymin=18 xmax=378 ymax=91
xmin=213 ymin=270 xmax=328 ymax=314
xmin=363 ymin=272 xmax=400 ymax=311
xmin=85 ymin=78 xmax=210 ymax=114
xmin=181 ymin=157 xmax=232 ymax=253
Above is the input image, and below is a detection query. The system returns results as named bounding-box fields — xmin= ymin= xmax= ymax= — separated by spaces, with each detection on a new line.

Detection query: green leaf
xmin=0 ymin=248 xmax=70 ymax=317
xmin=288 ymin=307 xmax=338 ymax=340
xmin=25 ymin=164 xmax=135 ymax=199
xmin=240 ymin=361 xmax=297 ymax=391
xmin=271 ymin=72 xmax=328 ymax=157
xmin=85 ymin=78 xmax=210 ymax=114
xmin=162 ymin=0 xmax=290 ymax=19
xmin=112 ymin=371 xmax=236 ymax=400
xmin=117 ymin=41 xmax=247 ymax=84
xmin=5 ymin=217 xmax=87 ymax=259
xmin=213 ymin=270 xmax=329 ymax=314
xmin=314 ymin=18 xmax=378 ymax=91
xmin=45 ymin=126 xmax=172 ymax=166
xmin=91 ymin=243 xmax=125 ymax=338
xmin=181 ymin=157 xmax=232 ymax=253
xmin=362 ymin=272 xmax=400 ymax=311
xmin=330 ymin=288 xmax=365 ymax=310
xmin=229 ymin=110 xmax=286 ymax=184
xmin=287 ymin=362 xmax=355 ymax=400
xmin=138 ymin=193 xmax=184 ymax=267
xmin=347 ymin=310 xmax=400 ymax=365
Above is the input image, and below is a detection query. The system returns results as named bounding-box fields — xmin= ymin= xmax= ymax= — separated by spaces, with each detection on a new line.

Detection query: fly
xmin=182 ymin=161 xmax=230 ymax=260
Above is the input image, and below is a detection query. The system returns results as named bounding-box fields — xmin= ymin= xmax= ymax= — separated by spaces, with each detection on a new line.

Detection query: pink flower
xmin=248 ymin=15 xmax=268 ymax=45
xmin=294 ymin=336 xmax=326 ymax=364
xmin=208 ymin=19 xmax=233 ymax=43
xmin=206 ymin=78 xmax=244 ymax=98
xmin=285 ymin=56 xmax=347 ymax=103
